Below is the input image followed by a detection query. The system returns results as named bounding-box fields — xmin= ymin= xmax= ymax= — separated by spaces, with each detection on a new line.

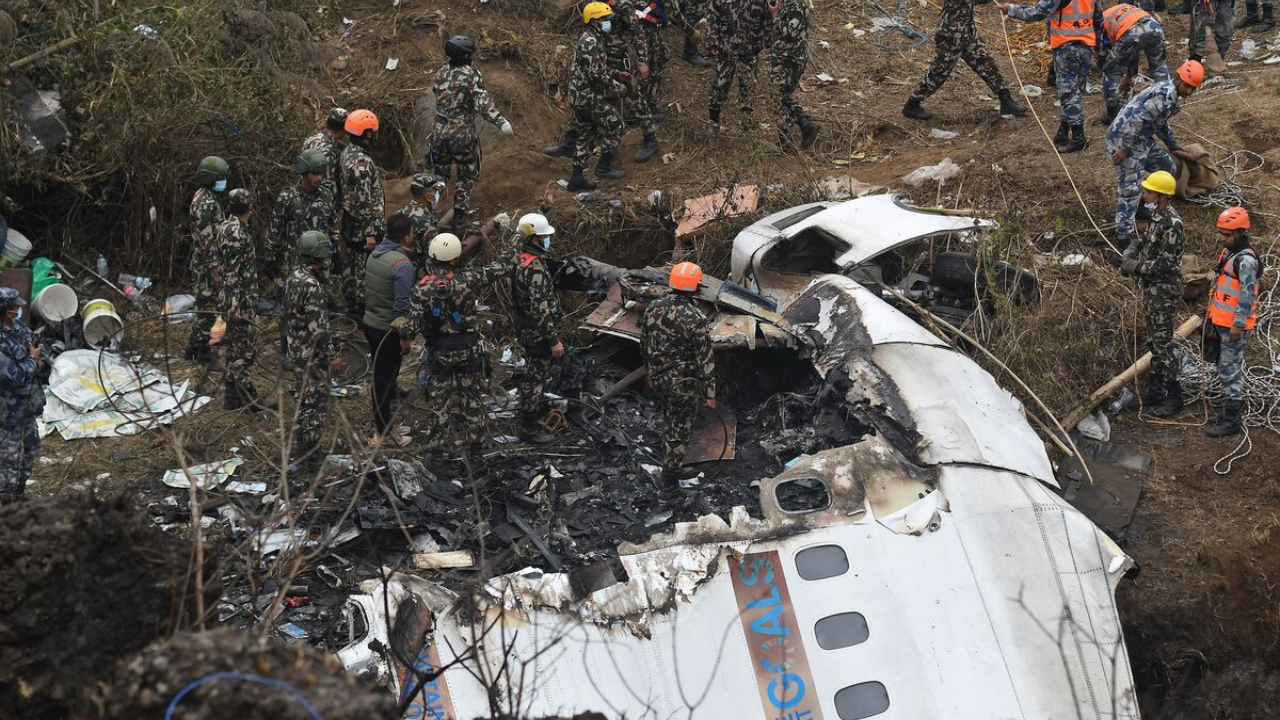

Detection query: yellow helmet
xmin=583 ymin=1 xmax=613 ymax=23
xmin=1140 ymin=170 xmax=1177 ymax=196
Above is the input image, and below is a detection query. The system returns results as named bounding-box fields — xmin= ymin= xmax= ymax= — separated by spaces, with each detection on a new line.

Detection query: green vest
xmin=363 ymin=247 xmax=411 ymax=331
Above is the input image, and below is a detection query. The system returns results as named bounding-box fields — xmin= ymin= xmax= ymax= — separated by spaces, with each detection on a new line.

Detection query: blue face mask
xmin=600 ymin=19 xmax=612 ymax=33
xmin=542 ymin=237 xmax=552 ymax=251
xmin=213 ymin=179 xmax=228 ymax=193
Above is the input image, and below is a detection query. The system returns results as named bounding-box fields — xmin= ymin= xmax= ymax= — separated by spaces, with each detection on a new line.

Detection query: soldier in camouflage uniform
xmin=668 ymin=0 xmax=712 ymax=65
xmin=184 ymin=156 xmax=229 ymax=367
xmin=1190 ymin=0 xmax=1236 ymax=64
xmin=429 ymin=36 xmax=513 ymax=234
xmin=769 ymin=0 xmax=819 ymax=150
xmin=1205 ymin=207 xmax=1260 ymax=438
xmin=339 ymin=109 xmax=385 ymax=315
xmin=1106 ymin=61 xmax=1201 ymax=248
xmin=1118 ymin=170 xmax=1185 ymax=419
xmin=902 ymin=0 xmax=1028 ymax=121
xmin=632 ymin=0 xmax=671 ymax=162
xmin=408 ymin=232 xmax=509 ymax=456
xmin=215 ymin=189 xmax=279 ymax=413
xmin=510 ymin=213 xmax=564 ymax=444
xmin=705 ymin=0 xmax=772 ymax=134
xmin=640 ymin=262 xmax=716 ymax=487
xmin=390 ymin=173 xmax=447 ymax=272
xmin=270 ymin=149 xmax=337 ymax=279
xmin=301 ymin=108 xmax=348 ymax=216
xmin=566 ymin=3 xmax=631 ymax=191
xmin=0 ymin=288 xmax=45 ymax=504
xmin=283 ymin=231 xmax=342 ymax=469
xmin=1099 ymin=5 xmax=1168 ymax=123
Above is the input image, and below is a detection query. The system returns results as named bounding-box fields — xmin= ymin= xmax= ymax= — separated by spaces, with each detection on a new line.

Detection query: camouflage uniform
xmin=410 ymin=261 xmax=508 ymax=449
xmin=390 ymin=200 xmax=440 ymax=272
xmin=284 ymin=264 xmax=334 ymax=459
xmin=269 ymin=181 xmax=336 ymax=276
xmin=910 ymin=0 xmax=1010 ymax=103
xmin=186 ymin=187 xmax=224 ymax=353
xmin=1123 ymin=203 xmax=1184 ymax=387
xmin=1101 ymin=15 xmax=1169 ymax=118
xmin=339 ymin=142 xmax=385 ymax=308
xmin=670 ymin=0 xmax=707 ymax=44
xmin=640 ymin=291 xmax=715 ymax=472
xmin=1106 ymin=81 xmax=1180 ymax=241
xmin=769 ymin=0 xmax=810 ymax=134
xmin=1007 ymin=0 xmax=1098 ymax=126
xmin=570 ymin=25 xmax=626 ymax=172
xmin=510 ymin=246 xmax=563 ymax=427
xmin=0 ymin=312 xmax=44 ymax=503
xmin=634 ymin=1 xmax=672 ymax=131
xmin=1212 ymin=247 xmax=1260 ymax=399
xmin=429 ymin=63 xmax=508 ymax=229
xmin=706 ymin=0 xmax=772 ymax=119
xmin=301 ymin=131 xmax=345 ymax=216
xmin=215 ymin=211 xmax=261 ymax=394
xmin=1190 ymin=0 xmax=1236 ymax=61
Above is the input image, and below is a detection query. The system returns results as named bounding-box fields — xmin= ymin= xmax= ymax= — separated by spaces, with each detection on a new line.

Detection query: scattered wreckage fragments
xmin=332 ymin=258 xmax=1138 ymax=719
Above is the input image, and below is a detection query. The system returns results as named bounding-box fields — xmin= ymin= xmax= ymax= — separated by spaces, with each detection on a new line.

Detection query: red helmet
xmin=344 ymin=109 xmax=379 ymax=137
xmin=1217 ymin=206 xmax=1251 ymax=231
xmin=669 ymin=261 xmax=703 ymax=292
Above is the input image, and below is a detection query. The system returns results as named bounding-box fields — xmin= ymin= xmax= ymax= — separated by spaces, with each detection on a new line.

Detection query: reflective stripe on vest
xmin=1102 ymin=4 xmax=1149 ymax=42
xmin=1050 ymin=0 xmax=1097 ymax=48
xmin=1207 ymin=248 xmax=1259 ymax=330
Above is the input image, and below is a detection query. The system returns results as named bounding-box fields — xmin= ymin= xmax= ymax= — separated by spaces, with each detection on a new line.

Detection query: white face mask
xmin=1142 ymin=200 xmax=1160 ymax=216
xmin=600 ymin=19 xmax=613 ymax=33
xmin=213 ymin=179 xmax=228 ymax=193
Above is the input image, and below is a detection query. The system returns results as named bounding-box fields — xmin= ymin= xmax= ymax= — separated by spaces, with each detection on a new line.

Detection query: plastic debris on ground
xmin=930 ymin=128 xmax=959 ymax=140
xmin=1241 ymin=39 xmax=1258 ymax=60
xmin=39 ymin=350 xmax=212 ymax=440
xmin=816 ymin=176 xmax=882 ymax=201
xmin=902 ymin=157 xmax=961 ymax=187
xmin=162 ymin=294 xmax=195 ymax=322
xmin=1076 ymin=411 xmax=1111 ymax=442
xmin=1021 ymin=84 xmax=1045 ymax=98
xmin=161 ymin=459 xmax=246 ymax=490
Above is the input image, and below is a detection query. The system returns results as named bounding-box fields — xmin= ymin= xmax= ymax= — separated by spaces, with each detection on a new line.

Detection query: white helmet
xmin=517 ymin=213 xmax=555 ymax=237
xmin=428 ymin=232 xmax=462 ymax=262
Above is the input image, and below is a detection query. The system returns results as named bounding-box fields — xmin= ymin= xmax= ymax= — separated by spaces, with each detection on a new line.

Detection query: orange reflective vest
xmin=1102 ymin=3 xmax=1149 ymax=43
xmin=1207 ymin=247 xmax=1259 ymax=330
xmin=1050 ymin=0 xmax=1097 ymax=49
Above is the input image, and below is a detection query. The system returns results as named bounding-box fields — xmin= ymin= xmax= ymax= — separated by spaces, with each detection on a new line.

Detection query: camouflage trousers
xmin=224 ymin=317 xmax=258 ymax=390
xmin=911 ymin=27 xmax=1007 ymax=102
xmin=429 ymin=131 xmax=481 ymax=230
xmin=1141 ymin=279 xmax=1182 ymax=385
xmin=1102 ymin=22 xmax=1169 ymax=116
xmin=672 ymin=0 xmax=705 ymax=36
xmin=515 ymin=348 xmax=554 ymax=423
xmin=1191 ymin=0 xmax=1236 ymax=59
xmin=571 ymin=98 xmax=624 ymax=171
xmin=186 ymin=290 xmax=218 ymax=351
xmin=770 ymin=52 xmax=808 ymax=131
xmin=424 ymin=347 xmax=488 ymax=449
xmin=0 ymin=418 xmax=39 ymax=503
xmin=637 ymin=27 xmax=670 ymax=134
xmin=710 ymin=53 xmax=759 ymax=118
xmin=1053 ymin=43 xmax=1092 ymax=125
xmin=290 ymin=365 xmax=331 ymax=459
xmin=654 ymin=373 xmax=706 ymax=471
xmin=1214 ymin=324 xmax=1251 ymax=399
xmin=337 ymin=232 xmax=369 ymax=309
xmin=1113 ymin=142 xmax=1175 ymax=238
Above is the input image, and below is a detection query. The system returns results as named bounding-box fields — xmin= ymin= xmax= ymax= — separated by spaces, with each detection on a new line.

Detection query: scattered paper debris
xmin=902 ymin=157 xmax=961 ymax=187
xmin=161 ymin=459 xmax=245 ymax=490
xmin=385 ymin=57 xmax=399 ymax=71
xmin=1021 ymin=85 xmax=1044 ymax=98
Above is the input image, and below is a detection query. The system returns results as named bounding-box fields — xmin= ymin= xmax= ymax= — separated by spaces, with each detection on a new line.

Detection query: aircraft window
xmin=794 ymin=544 xmax=848 ymax=581
xmin=815 ymin=612 xmax=869 ymax=650
xmin=834 ymin=681 xmax=890 ymax=719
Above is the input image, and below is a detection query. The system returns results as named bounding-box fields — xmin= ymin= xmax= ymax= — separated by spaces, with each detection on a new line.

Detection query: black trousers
xmin=363 ymin=326 xmax=404 ymax=434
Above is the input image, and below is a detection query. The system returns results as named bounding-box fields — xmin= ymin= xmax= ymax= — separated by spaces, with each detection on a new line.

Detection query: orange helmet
xmin=345 ymin=109 xmax=379 ymax=137
xmin=1176 ymin=60 xmax=1205 ymax=88
xmin=669 ymin=261 xmax=703 ymax=292
xmin=1217 ymin=206 xmax=1251 ymax=231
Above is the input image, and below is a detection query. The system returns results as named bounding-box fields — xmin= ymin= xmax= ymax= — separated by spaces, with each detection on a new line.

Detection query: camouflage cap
xmin=227 ymin=188 xmax=251 ymax=204
xmin=410 ymin=173 xmax=445 ymax=191
xmin=0 ymin=287 xmax=26 ymax=306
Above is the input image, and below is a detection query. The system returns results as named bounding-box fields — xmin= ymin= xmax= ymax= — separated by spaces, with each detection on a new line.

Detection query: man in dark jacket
xmin=363 ymin=214 xmax=416 ymax=444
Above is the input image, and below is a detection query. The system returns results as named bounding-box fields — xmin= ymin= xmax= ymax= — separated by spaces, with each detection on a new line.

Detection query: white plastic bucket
xmin=81 ymin=298 xmax=124 ymax=348
xmin=2 ymin=229 xmax=32 ymax=266
xmin=32 ymin=283 xmax=77 ymax=323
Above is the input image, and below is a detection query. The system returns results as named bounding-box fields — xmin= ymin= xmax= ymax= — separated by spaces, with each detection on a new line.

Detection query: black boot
xmin=1258 ymin=5 xmax=1275 ymax=30
xmin=1061 ymin=123 xmax=1088 ymax=153
xmin=594 ymin=152 xmax=626 ymax=180
xmin=682 ymin=36 xmax=710 ymax=67
xmin=518 ymin=414 xmax=555 ymax=444
xmin=1141 ymin=379 xmax=1167 ymax=407
xmin=1149 ymin=379 xmax=1185 ymax=419
xmin=1206 ymin=400 xmax=1244 ymax=437
xmin=634 ymin=133 xmax=660 ymax=163
xmin=1168 ymin=0 xmax=1191 ymax=12
xmin=998 ymin=89 xmax=1029 ymax=117
xmin=566 ymin=167 xmax=596 ymax=192
xmin=709 ymin=107 xmax=723 ymax=137
xmin=224 ymin=380 xmax=243 ymax=411
xmin=1240 ymin=2 xmax=1261 ymax=26
xmin=799 ymin=117 xmax=820 ymax=149
xmin=541 ymin=132 xmax=576 ymax=158
xmin=902 ymin=97 xmax=933 ymax=120
xmin=1052 ymin=121 xmax=1070 ymax=150
xmin=240 ymin=382 xmax=280 ymax=412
